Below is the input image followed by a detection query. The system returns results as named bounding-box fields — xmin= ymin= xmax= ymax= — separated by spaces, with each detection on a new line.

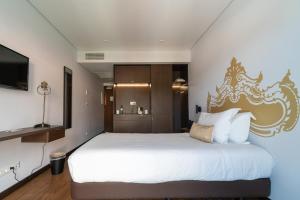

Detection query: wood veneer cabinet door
xmin=151 ymin=65 xmax=173 ymax=133
xmin=114 ymin=65 xmax=150 ymax=83
xmin=113 ymin=115 xmax=152 ymax=133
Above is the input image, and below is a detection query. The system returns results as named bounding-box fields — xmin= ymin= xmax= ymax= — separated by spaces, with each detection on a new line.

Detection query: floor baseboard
xmin=0 ymin=131 xmax=103 ymax=199
xmin=0 ymin=164 xmax=50 ymax=199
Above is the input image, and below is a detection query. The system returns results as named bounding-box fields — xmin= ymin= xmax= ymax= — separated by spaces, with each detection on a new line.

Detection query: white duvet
xmin=68 ymin=133 xmax=273 ymax=183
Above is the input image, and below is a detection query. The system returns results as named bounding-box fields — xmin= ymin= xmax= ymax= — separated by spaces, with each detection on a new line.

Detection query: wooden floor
xmin=4 ymin=164 xmax=72 ymax=200
xmin=4 ymin=164 xmax=268 ymax=200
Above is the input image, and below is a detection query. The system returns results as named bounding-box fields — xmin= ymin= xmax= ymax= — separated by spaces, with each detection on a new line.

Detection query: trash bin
xmin=50 ymin=152 xmax=66 ymax=175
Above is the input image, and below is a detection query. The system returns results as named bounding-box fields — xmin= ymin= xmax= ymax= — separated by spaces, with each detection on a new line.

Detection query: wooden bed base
xmin=71 ymin=178 xmax=270 ymax=199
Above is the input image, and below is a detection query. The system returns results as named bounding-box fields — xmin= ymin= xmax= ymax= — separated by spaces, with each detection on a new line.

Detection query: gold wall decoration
xmin=207 ymin=57 xmax=300 ymax=137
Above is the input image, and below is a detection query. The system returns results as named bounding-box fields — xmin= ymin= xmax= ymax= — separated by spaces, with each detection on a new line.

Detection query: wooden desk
xmin=0 ymin=126 xmax=65 ymax=143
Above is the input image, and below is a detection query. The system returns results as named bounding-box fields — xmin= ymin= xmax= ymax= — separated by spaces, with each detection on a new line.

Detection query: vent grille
xmin=85 ymin=53 xmax=104 ymax=60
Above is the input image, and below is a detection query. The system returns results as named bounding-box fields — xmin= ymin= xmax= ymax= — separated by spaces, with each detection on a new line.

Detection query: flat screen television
xmin=0 ymin=44 xmax=29 ymax=91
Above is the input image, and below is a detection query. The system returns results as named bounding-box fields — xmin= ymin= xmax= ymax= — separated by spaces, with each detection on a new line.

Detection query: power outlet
xmin=85 ymin=131 xmax=88 ymax=136
xmin=0 ymin=161 xmax=21 ymax=177
xmin=0 ymin=168 xmax=10 ymax=177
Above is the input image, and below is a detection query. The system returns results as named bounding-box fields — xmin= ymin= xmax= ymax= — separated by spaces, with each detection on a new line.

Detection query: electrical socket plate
xmin=130 ymin=101 xmax=136 ymax=105
xmin=0 ymin=161 xmax=21 ymax=177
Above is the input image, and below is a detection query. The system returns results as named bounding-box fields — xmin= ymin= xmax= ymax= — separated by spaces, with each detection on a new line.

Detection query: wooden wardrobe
xmin=113 ymin=64 xmax=186 ymax=133
xmin=151 ymin=65 xmax=173 ymax=132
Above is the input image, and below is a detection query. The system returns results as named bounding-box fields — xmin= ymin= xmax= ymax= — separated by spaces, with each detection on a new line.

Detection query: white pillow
xmin=229 ymin=112 xmax=256 ymax=143
xmin=197 ymin=108 xmax=240 ymax=144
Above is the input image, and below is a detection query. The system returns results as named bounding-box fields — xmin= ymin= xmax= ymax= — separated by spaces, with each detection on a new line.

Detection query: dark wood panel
xmin=151 ymin=65 xmax=173 ymax=132
xmin=104 ymin=86 xmax=114 ymax=132
xmin=0 ymin=126 xmax=64 ymax=142
xmin=152 ymin=115 xmax=173 ymax=133
xmin=173 ymin=89 xmax=189 ymax=132
xmin=113 ymin=114 xmax=152 ymax=133
xmin=115 ymin=86 xmax=151 ymax=114
xmin=114 ymin=65 xmax=150 ymax=83
xmin=48 ymin=128 xmax=65 ymax=142
xmin=172 ymin=64 xmax=189 ymax=132
xmin=20 ymin=131 xmax=48 ymax=143
xmin=114 ymin=120 xmax=152 ymax=133
xmin=21 ymin=127 xmax=65 ymax=143
xmin=3 ymin=163 xmax=269 ymax=200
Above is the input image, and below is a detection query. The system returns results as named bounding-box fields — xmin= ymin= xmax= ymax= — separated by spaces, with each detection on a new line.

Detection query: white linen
xmin=197 ymin=108 xmax=240 ymax=143
xmin=68 ymin=133 xmax=273 ymax=184
xmin=229 ymin=112 xmax=255 ymax=143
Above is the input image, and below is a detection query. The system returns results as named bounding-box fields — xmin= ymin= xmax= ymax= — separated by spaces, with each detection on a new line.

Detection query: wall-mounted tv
xmin=0 ymin=44 xmax=29 ymax=91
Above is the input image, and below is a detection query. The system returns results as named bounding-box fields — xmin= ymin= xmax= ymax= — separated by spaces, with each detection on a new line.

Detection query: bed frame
xmin=71 ymin=178 xmax=270 ymax=199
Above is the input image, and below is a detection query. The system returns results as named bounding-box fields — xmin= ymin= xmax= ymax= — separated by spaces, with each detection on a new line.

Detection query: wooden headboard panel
xmin=207 ymin=57 xmax=299 ymax=137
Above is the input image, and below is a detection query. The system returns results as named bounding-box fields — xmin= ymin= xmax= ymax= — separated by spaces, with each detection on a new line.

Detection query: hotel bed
xmin=68 ymin=133 xmax=273 ymax=199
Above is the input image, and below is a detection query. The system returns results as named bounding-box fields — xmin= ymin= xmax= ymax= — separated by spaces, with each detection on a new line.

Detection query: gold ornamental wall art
xmin=207 ymin=57 xmax=300 ymax=137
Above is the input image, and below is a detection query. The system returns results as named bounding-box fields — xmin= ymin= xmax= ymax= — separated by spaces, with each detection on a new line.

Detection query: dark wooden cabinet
xmin=112 ymin=64 xmax=185 ymax=133
xmin=173 ymin=64 xmax=189 ymax=132
xmin=151 ymin=65 xmax=173 ymax=133
xmin=114 ymin=65 xmax=150 ymax=83
xmin=115 ymin=86 xmax=151 ymax=114
xmin=113 ymin=65 xmax=152 ymax=133
xmin=152 ymin=114 xmax=173 ymax=133
xmin=104 ymin=86 xmax=114 ymax=132
xmin=114 ymin=114 xmax=152 ymax=133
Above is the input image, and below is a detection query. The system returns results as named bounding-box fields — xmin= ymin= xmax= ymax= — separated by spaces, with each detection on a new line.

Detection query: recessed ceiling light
xmin=103 ymin=40 xmax=109 ymax=42
xmin=159 ymin=40 xmax=165 ymax=43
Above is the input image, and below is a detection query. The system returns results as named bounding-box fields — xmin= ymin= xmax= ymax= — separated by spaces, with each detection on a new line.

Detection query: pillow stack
xmin=189 ymin=108 xmax=254 ymax=144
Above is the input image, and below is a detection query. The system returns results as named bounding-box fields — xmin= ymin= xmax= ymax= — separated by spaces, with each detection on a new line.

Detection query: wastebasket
xmin=50 ymin=152 xmax=66 ymax=175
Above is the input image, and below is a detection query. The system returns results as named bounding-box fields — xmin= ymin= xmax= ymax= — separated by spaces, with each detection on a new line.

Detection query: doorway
xmin=64 ymin=67 xmax=72 ymax=129
xmin=104 ymin=86 xmax=114 ymax=132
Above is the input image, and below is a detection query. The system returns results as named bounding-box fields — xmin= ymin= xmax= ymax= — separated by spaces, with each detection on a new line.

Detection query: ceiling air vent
xmin=85 ymin=52 xmax=104 ymax=60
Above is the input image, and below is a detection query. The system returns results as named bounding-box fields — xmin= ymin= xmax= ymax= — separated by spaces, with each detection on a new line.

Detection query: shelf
xmin=0 ymin=126 xmax=65 ymax=143
xmin=114 ymin=114 xmax=152 ymax=121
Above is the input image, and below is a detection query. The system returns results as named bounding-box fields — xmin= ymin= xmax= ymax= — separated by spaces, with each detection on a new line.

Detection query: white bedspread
xmin=68 ymin=133 xmax=273 ymax=183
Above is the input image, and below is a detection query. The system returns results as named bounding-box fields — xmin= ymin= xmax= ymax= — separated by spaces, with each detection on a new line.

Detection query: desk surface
xmin=0 ymin=126 xmax=64 ymax=142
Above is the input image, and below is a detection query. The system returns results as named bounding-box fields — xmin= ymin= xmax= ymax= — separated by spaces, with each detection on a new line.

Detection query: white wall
xmin=0 ymin=0 xmax=104 ymax=192
xmin=189 ymin=0 xmax=300 ymax=199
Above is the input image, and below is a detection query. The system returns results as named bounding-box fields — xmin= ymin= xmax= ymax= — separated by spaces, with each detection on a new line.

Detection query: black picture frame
xmin=64 ymin=66 xmax=72 ymax=129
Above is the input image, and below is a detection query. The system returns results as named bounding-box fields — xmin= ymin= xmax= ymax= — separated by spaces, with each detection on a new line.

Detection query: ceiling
xmin=28 ymin=0 xmax=232 ymax=79
xmin=28 ymin=0 xmax=231 ymax=51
